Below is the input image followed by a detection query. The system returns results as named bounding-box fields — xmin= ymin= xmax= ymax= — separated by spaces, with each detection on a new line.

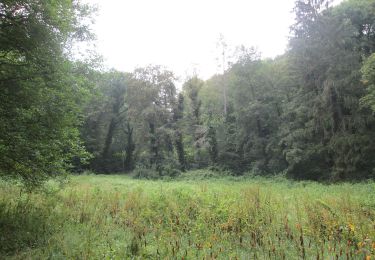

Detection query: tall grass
xmin=0 ymin=173 xmax=374 ymax=259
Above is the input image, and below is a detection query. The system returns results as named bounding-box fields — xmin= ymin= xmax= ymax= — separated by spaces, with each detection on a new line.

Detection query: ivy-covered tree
xmin=82 ymin=71 xmax=135 ymax=173
xmin=127 ymin=66 xmax=179 ymax=173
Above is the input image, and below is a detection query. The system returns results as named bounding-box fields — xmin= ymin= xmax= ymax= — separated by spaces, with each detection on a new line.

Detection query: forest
xmin=1 ymin=0 xmax=375 ymax=259
xmin=1 ymin=0 xmax=375 ymax=186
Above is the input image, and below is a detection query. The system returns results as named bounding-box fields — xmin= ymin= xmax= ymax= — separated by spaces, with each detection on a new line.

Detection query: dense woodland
xmin=1 ymin=0 xmax=375 ymax=187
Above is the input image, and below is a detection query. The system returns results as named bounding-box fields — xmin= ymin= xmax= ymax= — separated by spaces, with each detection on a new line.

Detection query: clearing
xmin=1 ymin=173 xmax=374 ymax=259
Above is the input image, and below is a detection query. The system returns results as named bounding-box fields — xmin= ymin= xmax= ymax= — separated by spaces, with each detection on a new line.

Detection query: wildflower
xmin=348 ymin=223 xmax=355 ymax=232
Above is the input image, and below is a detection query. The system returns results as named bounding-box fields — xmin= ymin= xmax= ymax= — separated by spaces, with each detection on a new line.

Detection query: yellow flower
xmin=203 ymin=241 xmax=212 ymax=249
xmin=348 ymin=223 xmax=355 ymax=232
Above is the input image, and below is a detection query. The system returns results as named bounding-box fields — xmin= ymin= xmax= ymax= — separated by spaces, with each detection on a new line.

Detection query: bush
xmin=132 ymin=167 xmax=159 ymax=180
xmin=178 ymin=168 xmax=232 ymax=180
xmin=133 ymin=164 xmax=182 ymax=180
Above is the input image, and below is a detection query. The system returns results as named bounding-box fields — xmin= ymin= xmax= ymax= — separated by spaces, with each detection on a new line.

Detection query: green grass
xmin=0 ymin=172 xmax=374 ymax=259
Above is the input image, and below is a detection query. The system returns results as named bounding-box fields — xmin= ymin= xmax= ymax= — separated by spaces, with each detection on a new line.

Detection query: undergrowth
xmin=0 ymin=172 xmax=374 ymax=259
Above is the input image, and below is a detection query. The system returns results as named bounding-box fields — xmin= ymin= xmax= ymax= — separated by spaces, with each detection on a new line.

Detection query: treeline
xmin=83 ymin=0 xmax=375 ymax=181
xmin=1 ymin=0 xmax=375 ymax=187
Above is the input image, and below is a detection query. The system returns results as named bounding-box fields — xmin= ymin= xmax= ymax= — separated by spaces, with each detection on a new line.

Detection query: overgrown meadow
xmin=0 ymin=171 xmax=374 ymax=259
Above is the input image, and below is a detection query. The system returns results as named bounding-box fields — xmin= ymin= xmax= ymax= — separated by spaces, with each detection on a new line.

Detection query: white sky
xmin=84 ymin=0 xmax=343 ymax=81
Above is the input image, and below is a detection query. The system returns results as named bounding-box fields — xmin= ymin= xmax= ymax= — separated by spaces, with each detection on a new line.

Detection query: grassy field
xmin=0 ymin=171 xmax=374 ymax=259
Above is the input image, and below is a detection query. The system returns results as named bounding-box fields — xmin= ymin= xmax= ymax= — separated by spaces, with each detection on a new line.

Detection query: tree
xmin=283 ymin=0 xmax=375 ymax=180
xmin=183 ymin=76 xmax=206 ymax=167
xmin=126 ymin=66 xmax=178 ymax=173
xmin=172 ymin=93 xmax=186 ymax=171
xmin=361 ymin=54 xmax=375 ymax=112
xmin=206 ymin=125 xmax=218 ymax=165
xmin=82 ymin=71 xmax=135 ymax=173
xmin=0 ymin=0 xmax=95 ymax=187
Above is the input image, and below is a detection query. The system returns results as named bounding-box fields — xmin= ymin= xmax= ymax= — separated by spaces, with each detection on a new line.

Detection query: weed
xmin=0 ymin=173 xmax=374 ymax=259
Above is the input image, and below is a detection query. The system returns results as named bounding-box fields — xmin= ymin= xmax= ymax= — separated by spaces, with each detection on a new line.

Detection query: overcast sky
xmin=84 ymin=0 xmax=342 ymax=81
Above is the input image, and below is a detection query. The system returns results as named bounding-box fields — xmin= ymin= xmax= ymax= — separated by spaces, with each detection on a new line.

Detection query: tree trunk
xmin=124 ymin=123 xmax=135 ymax=171
xmin=175 ymin=130 xmax=186 ymax=171
xmin=149 ymin=122 xmax=159 ymax=167
xmin=102 ymin=118 xmax=116 ymax=159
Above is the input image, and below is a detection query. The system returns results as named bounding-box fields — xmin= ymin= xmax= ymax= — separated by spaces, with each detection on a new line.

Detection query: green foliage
xmin=0 ymin=191 xmax=58 ymax=254
xmin=282 ymin=0 xmax=375 ymax=180
xmin=0 ymin=0 xmax=96 ymax=187
xmin=206 ymin=126 xmax=219 ymax=164
xmin=77 ymin=0 xmax=375 ymax=181
xmin=4 ymin=0 xmax=373 ymax=183
xmin=1 ymin=175 xmax=374 ymax=258
xmin=178 ymin=168 xmax=232 ymax=180
xmin=361 ymin=53 xmax=375 ymax=112
xmin=82 ymin=71 xmax=135 ymax=173
xmin=2 ymin=0 xmax=375 ymax=258
xmin=132 ymin=167 xmax=160 ymax=180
